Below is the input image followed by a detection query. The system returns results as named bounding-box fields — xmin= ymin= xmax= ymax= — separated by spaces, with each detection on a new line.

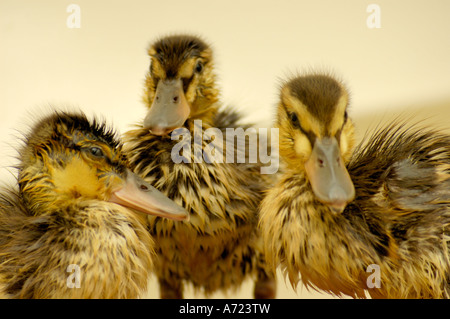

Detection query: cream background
xmin=1 ymin=0 xmax=449 ymax=298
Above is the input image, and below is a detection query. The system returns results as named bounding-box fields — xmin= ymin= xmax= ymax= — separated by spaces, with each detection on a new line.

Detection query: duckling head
xmin=277 ymin=73 xmax=356 ymax=213
xmin=18 ymin=111 xmax=189 ymax=220
xmin=142 ymin=34 xmax=218 ymax=135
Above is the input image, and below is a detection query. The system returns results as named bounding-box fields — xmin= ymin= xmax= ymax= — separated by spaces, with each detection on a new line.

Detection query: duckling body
xmin=259 ymin=73 xmax=450 ymax=298
xmin=0 ymin=188 xmax=153 ymax=298
xmin=0 ymin=111 xmax=188 ymax=298
xmin=124 ymin=35 xmax=275 ymax=298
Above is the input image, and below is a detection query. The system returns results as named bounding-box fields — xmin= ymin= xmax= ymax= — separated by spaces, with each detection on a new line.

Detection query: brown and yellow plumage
xmin=124 ymin=34 xmax=275 ymax=298
xmin=0 ymin=111 xmax=187 ymax=298
xmin=259 ymin=73 xmax=450 ymax=298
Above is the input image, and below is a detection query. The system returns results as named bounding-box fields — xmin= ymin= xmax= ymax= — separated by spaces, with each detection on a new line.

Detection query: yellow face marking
xmin=147 ymin=47 xmax=156 ymax=56
xmin=52 ymin=156 xmax=102 ymax=199
xmin=340 ymin=131 xmax=349 ymax=156
xmin=281 ymin=86 xmax=322 ymax=137
xmin=177 ymin=58 xmax=197 ymax=78
xmin=339 ymin=119 xmax=355 ymax=161
xmin=149 ymin=58 xmax=166 ymax=80
xmin=294 ymin=133 xmax=312 ymax=158
xmin=328 ymin=92 xmax=348 ymax=136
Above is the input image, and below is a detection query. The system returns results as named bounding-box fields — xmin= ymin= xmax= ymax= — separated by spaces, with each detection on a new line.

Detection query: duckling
xmin=259 ymin=73 xmax=450 ymax=298
xmin=0 ymin=111 xmax=188 ymax=298
xmin=123 ymin=34 xmax=275 ymax=298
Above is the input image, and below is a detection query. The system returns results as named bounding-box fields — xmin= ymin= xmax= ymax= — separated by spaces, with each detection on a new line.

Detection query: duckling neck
xmin=188 ymin=91 xmax=220 ymax=125
xmin=21 ymin=183 xmax=96 ymax=218
xmin=262 ymin=171 xmax=388 ymax=297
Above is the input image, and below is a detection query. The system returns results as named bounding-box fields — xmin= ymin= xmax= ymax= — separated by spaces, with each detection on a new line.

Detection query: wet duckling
xmin=123 ymin=34 xmax=275 ymax=298
xmin=0 ymin=111 xmax=188 ymax=298
xmin=259 ymin=73 xmax=450 ymax=298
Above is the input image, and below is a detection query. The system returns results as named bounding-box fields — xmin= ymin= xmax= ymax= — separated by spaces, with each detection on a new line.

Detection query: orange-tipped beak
xmin=109 ymin=169 xmax=189 ymax=221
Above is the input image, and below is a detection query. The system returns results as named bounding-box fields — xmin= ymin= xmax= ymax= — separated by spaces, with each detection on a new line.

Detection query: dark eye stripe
xmin=282 ymin=105 xmax=317 ymax=145
xmin=283 ymin=104 xmax=303 ymax=132
xmin=182 ymin=75 xmax=194 ymax=93
xmin=78 ymin=145 xmax=119 ymax=171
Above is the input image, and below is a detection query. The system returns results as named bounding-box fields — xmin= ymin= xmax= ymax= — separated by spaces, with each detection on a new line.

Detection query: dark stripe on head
xmin=287 ymin=75 xmax=342 ymax=131
xmin=281 ymin=102 xmax=317 ymax=145
xmin=151 ymin=35 xmax=209 ymax=80
xmin=52 ymin=112 xmax=120 ymax=150
xmin=182 ymin=75 xmax=195 ymax=93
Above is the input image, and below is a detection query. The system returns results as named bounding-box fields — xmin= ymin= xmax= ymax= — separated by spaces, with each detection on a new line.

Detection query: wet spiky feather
xmin=0 ymin=111 xmax=154 ymax=298
xmin=124 ymin=113 xmax=269 ymax=296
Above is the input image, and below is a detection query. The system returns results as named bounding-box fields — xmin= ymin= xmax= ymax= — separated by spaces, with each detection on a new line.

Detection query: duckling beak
xmin=143 ymin=79 xmax=191 ymax=136
xmin=109 ymin=170 xmax=189 ymax=221
xmin=305 ymin=137 xmax=355 ymax=213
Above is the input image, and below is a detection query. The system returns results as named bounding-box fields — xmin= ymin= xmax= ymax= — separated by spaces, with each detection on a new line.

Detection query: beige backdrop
xmin=1 ymin=0 xmax=449 ymax=298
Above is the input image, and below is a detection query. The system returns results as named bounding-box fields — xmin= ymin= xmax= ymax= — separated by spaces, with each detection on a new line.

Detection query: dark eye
xmin=289 ymin=112 xmax=301 ymax=128
xmin=88 ymin=147 xmax=104 ymax=158
xmin=195 ymin=61 xmax=203 ymax=73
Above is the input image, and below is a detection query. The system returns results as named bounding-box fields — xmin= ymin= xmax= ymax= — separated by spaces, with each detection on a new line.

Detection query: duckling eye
xmin=88 ymin=147 xmax=104 ymax=158
xmin=289 ymin=112 xmax=301 ymax=129
xmin=194 ymin=61 xmax=203 ymax=73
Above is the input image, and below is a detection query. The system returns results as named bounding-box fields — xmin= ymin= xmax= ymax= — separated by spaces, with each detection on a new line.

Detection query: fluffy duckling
xmin=0 ymin=111 xmax=188 ymax=298
xmin=123 ymin=34 xmax=275 ymax=298
xmin=259 ymin=73 xmax=450 ymax=298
